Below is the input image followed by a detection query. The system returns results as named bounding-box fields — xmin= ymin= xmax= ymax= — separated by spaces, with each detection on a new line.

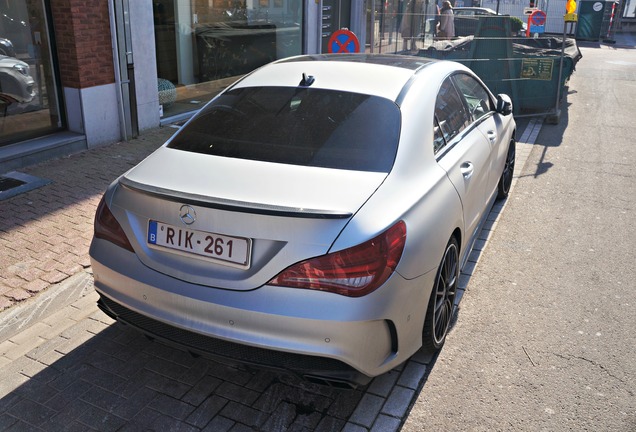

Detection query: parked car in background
xmin=90 ymin=54 xmax=516 ymax=388
xmin=0 ymin=55 xmax=35 ymax=103
xmin=454 ymin=7 xmax=526 ymax=37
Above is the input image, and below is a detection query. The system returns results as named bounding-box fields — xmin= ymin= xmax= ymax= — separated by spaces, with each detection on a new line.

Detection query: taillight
xmin=268 ymin=221 xmax=406 ymax=297
xmin=94 ymin=196 xmax=134 ymax=252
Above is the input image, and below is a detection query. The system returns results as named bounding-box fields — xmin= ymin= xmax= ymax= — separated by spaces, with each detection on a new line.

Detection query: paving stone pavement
xmin=0 ymin=127 xmax=177 ymax=311
xmin=0 ymin=116 xmax=537 ymax=430
xmin=0 ymin=281 xmax=430 ymax=431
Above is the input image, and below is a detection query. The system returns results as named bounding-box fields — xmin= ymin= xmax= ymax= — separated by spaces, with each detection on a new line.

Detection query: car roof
xmin=278 ymin=54 xmax=435 ymax=71
xmin=233 ymin=54 xmax=445 ymax=102
xmin=454 ymin=7 xmax=498 ymax=13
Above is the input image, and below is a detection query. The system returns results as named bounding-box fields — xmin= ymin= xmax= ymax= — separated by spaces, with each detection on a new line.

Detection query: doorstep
xmin=0 ymin=131 xmax=87 ymax=174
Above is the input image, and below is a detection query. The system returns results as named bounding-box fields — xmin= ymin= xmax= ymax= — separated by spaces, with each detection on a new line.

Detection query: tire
xmin=422 ymin=236 xmax=459 ymax=353
xmin=497 ymin=139 xmax=516 ymax=200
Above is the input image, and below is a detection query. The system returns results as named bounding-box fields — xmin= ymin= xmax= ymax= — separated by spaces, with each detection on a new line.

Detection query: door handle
xmin=487 ymin=130 xmax=497 ymax=143
xmin=461 ymin=162 xmax=474 ymax=180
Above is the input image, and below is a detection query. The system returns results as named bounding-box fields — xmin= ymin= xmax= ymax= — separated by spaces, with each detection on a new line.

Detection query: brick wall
xmin=51 ymin=0 xmax=115 ymax=89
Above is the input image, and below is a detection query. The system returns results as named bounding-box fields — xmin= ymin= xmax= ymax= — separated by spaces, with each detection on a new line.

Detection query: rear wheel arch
xmin=451 ymin=228 xmax=462 ymax=254
xmin=497 ymin=137 xmax=516 ymax=200
xmin=421 ymin=234 xmax=460 ymax=353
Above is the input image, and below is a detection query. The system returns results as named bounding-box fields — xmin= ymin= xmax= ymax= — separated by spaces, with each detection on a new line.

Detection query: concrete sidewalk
xmin=0 ymin=127 xmax=176 ymax=313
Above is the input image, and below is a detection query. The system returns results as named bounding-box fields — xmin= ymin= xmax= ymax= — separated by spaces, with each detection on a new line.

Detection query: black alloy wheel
xmin=497 ymin=139 xmax=516 ymax=199
xmin=422 ymin=237 xmax=459 ymax=352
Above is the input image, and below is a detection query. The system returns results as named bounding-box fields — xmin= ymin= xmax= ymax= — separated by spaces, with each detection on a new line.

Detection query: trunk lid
xmin=111 ymin=147 xmax=387 ymax=290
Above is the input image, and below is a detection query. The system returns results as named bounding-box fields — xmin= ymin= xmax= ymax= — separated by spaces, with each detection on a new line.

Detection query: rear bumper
xmin=97 ymin=294 xmax=370 ymax=388
xmin=90 ymin=239 xmax=434 ymax=386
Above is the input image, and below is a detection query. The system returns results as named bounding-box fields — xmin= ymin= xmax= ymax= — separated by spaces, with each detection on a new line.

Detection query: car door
xmin=435 ymin=75 xmax=492 ymax=247
xmin=453 ymin=72 xmax=502 ymax=198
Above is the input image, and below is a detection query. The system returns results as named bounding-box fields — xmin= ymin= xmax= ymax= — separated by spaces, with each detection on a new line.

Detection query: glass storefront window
xmin=624 ymin=0 xmax=636 ymax=18
xmin=153 ymin=0 xmax=303 ymax=119
xmin=0 ymin=1 xmax=63 ymax=147
xmin=366 ymin=0 xmax=439 ymax=53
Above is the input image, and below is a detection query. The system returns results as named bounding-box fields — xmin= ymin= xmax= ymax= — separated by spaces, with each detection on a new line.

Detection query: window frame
xmin=432 ymin=75 xmax=471 ymax=156
xmin=452 ymin=72 xmax=495 ymax=123
xmin=433 ymin=72 xmax=496 ymax=158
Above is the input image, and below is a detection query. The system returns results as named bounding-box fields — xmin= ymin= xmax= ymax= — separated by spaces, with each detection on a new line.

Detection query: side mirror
xmin=496 ymin=94 xmax=513 ymax=116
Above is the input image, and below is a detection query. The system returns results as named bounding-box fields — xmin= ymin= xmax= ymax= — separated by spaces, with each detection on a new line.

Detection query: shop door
xmin=0 ymin=1 xmax=64 ymax=147
xmin=321 ymin=0 xmax=352 ymax=52
xmin=112 ymin=0 xmax=138 ymax=139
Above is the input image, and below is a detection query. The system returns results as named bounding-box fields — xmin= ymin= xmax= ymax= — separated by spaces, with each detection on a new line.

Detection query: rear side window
xmin=434 ymin=77 xmax=470 ymax=152
xmin=453 ymin=73 xmax=492 ymax=121
xmin=168 ymin=87 xmax=401 ymax=173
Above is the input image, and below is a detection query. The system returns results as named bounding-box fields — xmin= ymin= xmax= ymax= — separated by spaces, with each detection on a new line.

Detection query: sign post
xmin=551 ymin=1 xmax=578 ymax=123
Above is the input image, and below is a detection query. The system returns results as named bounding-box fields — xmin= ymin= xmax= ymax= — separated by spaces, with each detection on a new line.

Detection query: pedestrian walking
xmin=437 ymin=0 xmax=454 ymax=39
xmin=433 ymin=2 xmax=441 ymax=38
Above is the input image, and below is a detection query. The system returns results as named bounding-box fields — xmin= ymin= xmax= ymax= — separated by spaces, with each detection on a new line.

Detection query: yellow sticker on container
xmin=521 ymin=58 xmax=554 ymax=81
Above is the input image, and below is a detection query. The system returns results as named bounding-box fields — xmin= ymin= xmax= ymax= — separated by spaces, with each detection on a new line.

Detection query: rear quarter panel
xmin=330 ymin=64 xmax=465 ymax=280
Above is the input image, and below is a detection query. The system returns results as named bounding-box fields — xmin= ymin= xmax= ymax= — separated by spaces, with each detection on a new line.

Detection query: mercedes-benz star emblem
xmin=179 ymin=205 xmax=196 ymax=225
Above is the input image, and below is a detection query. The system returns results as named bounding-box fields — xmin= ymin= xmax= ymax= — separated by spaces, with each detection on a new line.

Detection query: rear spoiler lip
xmin=118 ymin=176 xmax=353 ymax=220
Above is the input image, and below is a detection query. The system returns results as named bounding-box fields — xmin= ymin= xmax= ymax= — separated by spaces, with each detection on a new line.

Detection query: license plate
xmin=148 ymin=221 xmax=251 ymax=268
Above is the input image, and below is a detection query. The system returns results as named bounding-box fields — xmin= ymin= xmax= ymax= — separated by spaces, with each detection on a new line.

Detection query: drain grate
xmin=0 ymin=176 xmax=26 ymax=192
xmin=0 ymin=171 xmax=51 ymax=201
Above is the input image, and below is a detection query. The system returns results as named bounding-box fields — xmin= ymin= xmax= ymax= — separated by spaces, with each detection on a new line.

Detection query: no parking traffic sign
xmin=327 ymin=29 xmax=360 ymax=54
xmin=528 ymin=10 xmax=547 ymax=34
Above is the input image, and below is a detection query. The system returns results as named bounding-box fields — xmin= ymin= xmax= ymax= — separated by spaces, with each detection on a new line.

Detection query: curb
xmin=453 ymin=116 xmax=541 ymax=305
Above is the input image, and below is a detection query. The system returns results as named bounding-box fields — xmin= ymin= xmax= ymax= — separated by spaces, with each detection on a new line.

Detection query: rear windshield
xmin=168 ymin=86 xmax=401 ymax=172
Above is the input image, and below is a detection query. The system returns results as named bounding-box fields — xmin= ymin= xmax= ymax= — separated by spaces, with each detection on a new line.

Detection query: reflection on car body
xmin=90 ymin=54 xmax=516 ymax=388
xmin=0 ymin=37 xmax=16 ymax=58
xmin=0 ymin=55 xmax=35 ymax=104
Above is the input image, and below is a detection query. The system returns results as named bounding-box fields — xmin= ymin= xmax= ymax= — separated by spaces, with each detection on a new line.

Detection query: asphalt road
xmin=402 ymin=43 xmax=636 ymax=430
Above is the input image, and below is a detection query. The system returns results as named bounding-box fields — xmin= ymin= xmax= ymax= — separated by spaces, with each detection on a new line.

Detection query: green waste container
xmin=514 ymin=56 xmax=574 ymax=113
xmin=576 ymin=0 xmax=610 ymax=41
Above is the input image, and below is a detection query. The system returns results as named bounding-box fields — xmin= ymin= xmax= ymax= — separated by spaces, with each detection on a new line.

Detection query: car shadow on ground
xmin=0 ymin=302 xmax=441 ymax=431
xmin=0 ymin=202 xmax=513 ymax=431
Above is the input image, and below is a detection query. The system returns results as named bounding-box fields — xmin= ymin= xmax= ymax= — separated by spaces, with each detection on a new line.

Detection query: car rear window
xmin=168 ymin=86 xmax=401 ymax=172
